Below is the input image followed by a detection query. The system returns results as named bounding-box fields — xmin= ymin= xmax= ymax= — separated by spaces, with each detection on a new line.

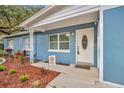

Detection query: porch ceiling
xmin=31 ymin=11 xmax=99 ymax=32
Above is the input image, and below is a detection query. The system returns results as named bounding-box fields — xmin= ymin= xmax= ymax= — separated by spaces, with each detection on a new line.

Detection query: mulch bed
xmin=0 ymin=57 xmax=60 ymax=88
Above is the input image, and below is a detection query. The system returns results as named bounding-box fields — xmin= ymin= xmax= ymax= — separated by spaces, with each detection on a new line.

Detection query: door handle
xmin=77 ymin=46 xmax=80 ymax=55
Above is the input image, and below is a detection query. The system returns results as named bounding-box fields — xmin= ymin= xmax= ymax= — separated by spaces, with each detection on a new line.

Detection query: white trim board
xmin=97 ymin=21 xmax=100 ymax=69
xmin=48 ymin=50 xmax=70 ymax=53
xmin=101 ymin=80 xmax=124 ymax=88
xmin=99 ymin=6 xmax=104 ymax=82
xmin=102 ymin=5 xmax=122 ymax=10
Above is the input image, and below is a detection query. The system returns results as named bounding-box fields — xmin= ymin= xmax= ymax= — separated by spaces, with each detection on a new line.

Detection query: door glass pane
xmin=82 ymin=35 xmax=88 ymax=50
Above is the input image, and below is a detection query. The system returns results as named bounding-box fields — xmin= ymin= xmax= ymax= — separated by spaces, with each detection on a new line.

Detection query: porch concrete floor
xmin=32 ymin=62 xmax=116 ymax=88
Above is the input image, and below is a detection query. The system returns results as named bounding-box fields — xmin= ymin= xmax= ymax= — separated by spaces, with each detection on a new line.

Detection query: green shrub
xmin=53 ymin=86 xmax=57 ymax=88
xmin=0 ymin=65 xmax=6 ymax=71
xmin=0 ymin=49 xmax=4 ymax=57
xmin=9 ymin=69 xmax=17 ymax=74
xmin=19 ymin=74 xmax=29 ymax=82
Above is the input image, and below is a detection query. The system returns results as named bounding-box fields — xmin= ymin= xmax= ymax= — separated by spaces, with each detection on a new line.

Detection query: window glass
xmin=50 ymin=35 xmax=58 ymax=42
xmin=49 ymin=35 xmax=58 ymax=49
xmin=23 ymin=37 xmax=30 ymax=49
xmin=60 ymin=42 xmax=69 ymax=50
xmin=60 ymin=33 xmax=69 ymax=41
xmin=60 ymin=33 xmax=70 ymax=50
xmin=8 ymin=39 xmax=13 ymax=49
xmin=49 ymin=33 xmax=70 ymax=51
xmin=50 ymin=43 xmax=58 ymax=49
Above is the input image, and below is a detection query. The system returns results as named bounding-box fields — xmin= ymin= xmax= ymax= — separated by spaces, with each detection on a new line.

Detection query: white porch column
xmin=30 ymin=29 xmax=34 ymax=64
xmin=99 ymin=6 xmax=104 ymax=81
xmin=97 ymin=21 xmax=100 ymax=69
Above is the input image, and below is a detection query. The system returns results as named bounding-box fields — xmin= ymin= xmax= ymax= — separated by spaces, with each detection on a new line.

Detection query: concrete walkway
xmin=32 ymin=62 xmax=116 ymax=88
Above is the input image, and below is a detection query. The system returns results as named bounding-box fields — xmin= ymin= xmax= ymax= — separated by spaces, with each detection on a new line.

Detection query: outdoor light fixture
xmin=66 ymin=33 xmax=70 ymax=36
xmin=94 ymin=20 xmax=99 ymax=25
xmin=71 ymin=32 xmax=74 ymax=36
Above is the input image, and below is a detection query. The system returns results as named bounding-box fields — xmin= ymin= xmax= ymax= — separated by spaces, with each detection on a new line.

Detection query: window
xmin=8 ymin=39 xmax=13 ymax=49
xmin=23 ymin=37 xmax=30 ymax=50
xmin=59 ymin=33 xmax=69 ymax=50
xmin=49 ymin=33 xmax=70 ymax=52
xmin=50 ymin=35 xmax=58 ymax=50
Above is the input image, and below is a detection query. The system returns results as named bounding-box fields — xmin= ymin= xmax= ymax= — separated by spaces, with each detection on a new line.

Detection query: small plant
xmin=15 ymin=50 xmax=29 ymax=72
xmin=0 ymin=49 xmax=4 ymax=57
xmin=31 ymin=80 xmax=41 ymax=88
xmin=15 ymin=50 xmax=29 ymax=64
xmin=9 ymin=69 xmax=17 ymax=74
xmin=52 ymin=86 xmax=57 ymax=88
xmin=0 ymin=65 xmax=6 ymax=71
xmin=19 ymin=74 xmax=29 ymax=82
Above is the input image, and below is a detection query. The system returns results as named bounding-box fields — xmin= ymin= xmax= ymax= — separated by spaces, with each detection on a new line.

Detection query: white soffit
xmin=33 ymin=11 xmax=99 ymax=31
xmin=26 ymin=5 xmax=82 ymax=28
xmin=31 ymin=5 xmax=100 ymax=30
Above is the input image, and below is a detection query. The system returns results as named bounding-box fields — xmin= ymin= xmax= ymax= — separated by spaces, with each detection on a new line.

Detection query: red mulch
xmin=0 ymin=57 xmax=60 ymax=88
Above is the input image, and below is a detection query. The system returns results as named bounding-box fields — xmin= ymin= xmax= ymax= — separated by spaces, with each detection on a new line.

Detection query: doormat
xmin=75 ymin=64 xmax=90 ymax=70
xmin=57 ymin=63 xmax=70 ymax=66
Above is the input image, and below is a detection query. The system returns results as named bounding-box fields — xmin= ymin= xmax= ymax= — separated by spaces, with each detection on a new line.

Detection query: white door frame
xmin=76 ymin=27 xmax=94 ymax=65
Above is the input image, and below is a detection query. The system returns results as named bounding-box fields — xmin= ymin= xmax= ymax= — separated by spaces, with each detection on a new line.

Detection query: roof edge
xmin=19 ymin=5 xmax=54 ymax=27
xmin=3 ymin=31 xmax=29 ymax=38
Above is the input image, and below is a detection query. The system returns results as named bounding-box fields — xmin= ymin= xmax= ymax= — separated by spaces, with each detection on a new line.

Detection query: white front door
xmin=77 ymin=28 xmax=94 ymax=64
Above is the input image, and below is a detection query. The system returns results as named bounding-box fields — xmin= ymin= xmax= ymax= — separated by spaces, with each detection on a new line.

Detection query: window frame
xmin=8 ymin=39 xmax=14 ymax=49
xmin=23 ymin=36 xmax=30 ymax=50
xmin=49 ymin=32 xmax=70 ymax=53
xmin=49 ymin=34 xmax=58 ymax=50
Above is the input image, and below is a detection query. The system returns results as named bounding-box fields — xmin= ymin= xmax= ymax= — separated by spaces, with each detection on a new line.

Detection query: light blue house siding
xmin=4 ymin=39 xmax=8 ymax=48
xmin=36 ymin=22 xmax=97 ymax=65
xmin=4 ymin=22 xmax=97 ymax=66
xmin=103 ymin=6 xmax=124 ymax=84
xmin=4 ymin=34 xmax=37 ymax=59
xmin=4 ymin=35 xmax=29 ymax=50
